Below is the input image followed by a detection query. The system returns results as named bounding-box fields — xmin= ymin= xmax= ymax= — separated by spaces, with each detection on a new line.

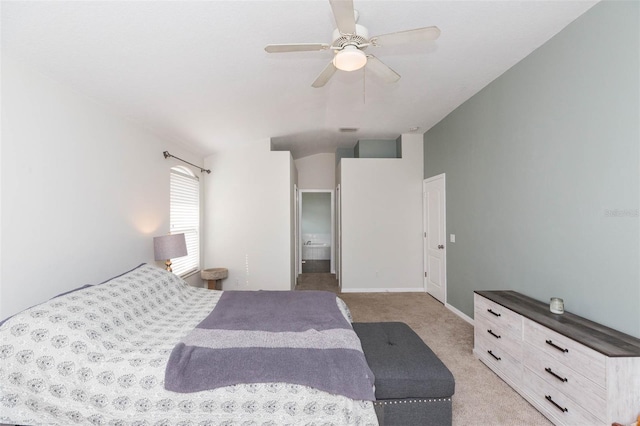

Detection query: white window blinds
xmin=170 ymin=166 xmax=200 ymax=277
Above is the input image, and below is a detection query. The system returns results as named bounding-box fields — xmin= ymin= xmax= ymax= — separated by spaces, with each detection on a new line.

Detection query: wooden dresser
xmin=473 ymin=290 xmax=640 ymax=425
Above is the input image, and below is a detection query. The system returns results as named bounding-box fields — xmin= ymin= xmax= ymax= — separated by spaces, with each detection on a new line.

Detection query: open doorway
xmin=298 ymin=190 xmax=334 ymax=274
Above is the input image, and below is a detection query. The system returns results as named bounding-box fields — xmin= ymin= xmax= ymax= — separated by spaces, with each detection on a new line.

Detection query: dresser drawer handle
xmin=487 ymin=329 xmax=501 ymax=339
xmin=545 ymin=367 xmax=568 ymax=383
xmin=487 ymin=308 xmax=501 ymax=317
xmin=487 ymin=350 xmax=501 ymax=361
xmin=545 ymin=395 xmax=568 ymax=413
xmin=545 ymin=339 xmax=569 ymax=353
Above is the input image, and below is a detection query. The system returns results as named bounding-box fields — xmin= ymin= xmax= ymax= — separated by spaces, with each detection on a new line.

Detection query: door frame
xmin=336 ymin=184 xmax=341 ymax=288
xmin=423 ymin=173 xmax=446 ymax=302
xmin=298 ymin=189 xmax=335 ymax=274
xmin=294 ymin=184 xmax=299 ymax=280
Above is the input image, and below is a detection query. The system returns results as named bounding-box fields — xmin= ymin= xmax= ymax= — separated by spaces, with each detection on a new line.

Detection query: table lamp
xmin=153 ymin=233 xmax=187 ymax=272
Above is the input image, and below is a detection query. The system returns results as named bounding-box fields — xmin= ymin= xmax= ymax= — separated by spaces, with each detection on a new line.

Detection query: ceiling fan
xmin=264 ymin=0 xmax=440 ymax=88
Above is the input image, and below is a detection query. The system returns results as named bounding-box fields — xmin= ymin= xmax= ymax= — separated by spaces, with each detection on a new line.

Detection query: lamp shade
xmin=153 ymin=233 xmax=188 ymax=261
xmin=333 ymin=46 xmax=367 ymax=72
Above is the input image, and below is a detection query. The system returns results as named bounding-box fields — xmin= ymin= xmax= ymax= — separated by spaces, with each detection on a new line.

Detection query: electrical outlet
xmin=450 ymin=234 xmax=456 ymax=243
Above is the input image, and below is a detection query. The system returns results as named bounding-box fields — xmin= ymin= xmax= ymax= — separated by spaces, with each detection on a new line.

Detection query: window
xmin=170 ymin=166 xmax=200 ymax=277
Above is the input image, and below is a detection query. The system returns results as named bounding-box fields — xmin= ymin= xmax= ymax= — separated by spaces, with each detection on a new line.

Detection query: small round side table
xmin=201 ymin=268 xmax=228 ymax=290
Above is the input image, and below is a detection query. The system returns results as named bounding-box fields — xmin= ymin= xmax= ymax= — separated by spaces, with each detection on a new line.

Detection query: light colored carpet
xmin=296 ymin=273 xmax=551 ymax=425
xmin=295 ymin=273 xmax=341 ymax=293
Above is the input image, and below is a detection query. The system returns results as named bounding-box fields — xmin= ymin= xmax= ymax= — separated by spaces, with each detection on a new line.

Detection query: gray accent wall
xmin=336 ymin=147 xmax=355 ymax=165
xmin=301 ymin=192 xmax=331 ymax=235
xmin=354 ymin=139 xmax=400 ymax=158
xmin=424 ymin=1 xmax=639 ymax=337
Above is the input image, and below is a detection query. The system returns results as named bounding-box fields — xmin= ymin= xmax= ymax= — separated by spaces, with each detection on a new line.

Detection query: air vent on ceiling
xmin=339 ymin=127 xmax=359 ymax=133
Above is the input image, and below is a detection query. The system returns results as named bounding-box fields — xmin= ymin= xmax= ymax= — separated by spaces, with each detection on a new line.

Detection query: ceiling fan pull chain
xmin=363 ymin=66 xmax=366 ymax=104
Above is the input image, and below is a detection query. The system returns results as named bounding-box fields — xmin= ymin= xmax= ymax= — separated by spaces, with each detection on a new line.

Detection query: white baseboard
xmin=445 ymin=302 xmax=474 ymax=325
xmin=340 ymin=287 xmax=425 ymax=293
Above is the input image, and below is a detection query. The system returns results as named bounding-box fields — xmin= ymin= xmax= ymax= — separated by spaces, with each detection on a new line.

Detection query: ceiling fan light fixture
xmin=333 ymin=46 xmax=367 ymax=72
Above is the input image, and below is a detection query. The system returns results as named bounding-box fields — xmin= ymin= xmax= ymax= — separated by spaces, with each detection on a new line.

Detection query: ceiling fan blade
xmin=329 ymin=0 xmax=356 ymax=34
xmin=265 ymin=43 xmax=330 ymax=53
xmin=312 ymin=61 xmax=337 ymax=88
xmin=366 ymin=55 xmax=400 ymax=83
xmin=371 ymin=26 xmax=441 ymax=47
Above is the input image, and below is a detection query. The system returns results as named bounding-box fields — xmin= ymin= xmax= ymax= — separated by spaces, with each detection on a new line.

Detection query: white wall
xmin=294 ymin=153 xmax=335 ymax=190
xmin=0 ymin=64 xmax=3 ymax=320
xmin=203 ymin=140 xmax=294 ymax=291
xmin=0 ymin=57 xmax=205 ymax=320
xmin=340 ymin=134 xmax=424 ymax=292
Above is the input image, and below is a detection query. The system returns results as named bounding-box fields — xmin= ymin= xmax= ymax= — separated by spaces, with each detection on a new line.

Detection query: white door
xmin=424 ymin=174 xmax=446 ymax=303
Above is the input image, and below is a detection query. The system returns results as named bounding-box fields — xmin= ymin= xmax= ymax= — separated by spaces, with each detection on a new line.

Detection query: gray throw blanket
xmin=164 ymin=290 xmax=375 ymax=401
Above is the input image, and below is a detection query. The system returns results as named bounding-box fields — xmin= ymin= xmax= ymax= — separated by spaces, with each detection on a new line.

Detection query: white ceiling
xmin=2 ymin=1 xmax=598 ymax=159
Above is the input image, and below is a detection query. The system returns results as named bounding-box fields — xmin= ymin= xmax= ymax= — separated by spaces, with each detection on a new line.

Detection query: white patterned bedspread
xmin=0 ymin=264 xmax=378 ymax=425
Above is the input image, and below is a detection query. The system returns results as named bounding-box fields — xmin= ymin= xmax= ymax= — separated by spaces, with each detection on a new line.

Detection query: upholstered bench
xmin=352 ymin=322 xmax=455 ymax=426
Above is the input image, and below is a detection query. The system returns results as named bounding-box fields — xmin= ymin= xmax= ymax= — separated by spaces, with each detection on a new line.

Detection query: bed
xmin=0 ymin=264 xmax=378 ymax=425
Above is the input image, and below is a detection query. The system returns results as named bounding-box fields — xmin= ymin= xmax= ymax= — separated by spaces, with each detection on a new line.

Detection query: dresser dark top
xmin=475 ymin=290 xmax=640 ymax=358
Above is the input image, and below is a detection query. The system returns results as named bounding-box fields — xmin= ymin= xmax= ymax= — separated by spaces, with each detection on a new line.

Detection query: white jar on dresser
xmin=473 ymin=290 xmax=640 ymax=426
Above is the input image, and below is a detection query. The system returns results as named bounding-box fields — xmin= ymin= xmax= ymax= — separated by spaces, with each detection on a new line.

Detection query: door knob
xmin=438 ymin=244 xmax=444 ymax=249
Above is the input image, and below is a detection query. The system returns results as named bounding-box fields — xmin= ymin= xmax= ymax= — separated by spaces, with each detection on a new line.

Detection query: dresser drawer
xmin=523 ymin=318 xmax=606 ymax=388
xmin=475 ymin=333 xmax=522 ymax=384
xmin=474 ymin=293 xmax=522 ymax=338
xmin=522 ymin=367 xmax=604 ymax=426
xmin=475 ymin=314 xmax=523 ymax=359
xmin=523 ymin=343 xmax=606 ymax=421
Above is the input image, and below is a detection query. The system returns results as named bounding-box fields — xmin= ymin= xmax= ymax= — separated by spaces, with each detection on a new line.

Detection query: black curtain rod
xmin=163 ymin=151 xmax=211 ymax=174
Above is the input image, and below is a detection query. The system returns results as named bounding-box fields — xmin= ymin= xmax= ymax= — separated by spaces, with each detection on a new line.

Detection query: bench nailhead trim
xmin=373 ymin=398 xmax=452 ymax=406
